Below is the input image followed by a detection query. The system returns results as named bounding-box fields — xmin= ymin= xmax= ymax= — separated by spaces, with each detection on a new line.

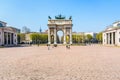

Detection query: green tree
xmin=72 ymin=34 xmax=86 ymax=44
xmin=30 ymin=33 xmax=41 ymax=44
xmin=76 ymin=35 xmax=80 ymax=43
xmin=17 ymin=33 xmax=25 ymax=43
xmin=79 ymin=35 xmax=83 ymax=43
xmin=86 ymin=34 xmax=93 ymax=42
xmin=72 ymin=35 xmax=76 ymax=43
xmin=82 ymin=34 xmax=86 ymax=43
xmin=96 ymin=32 xmax=103 ymax=43
xmin=40 ymin=34 xmax=48 ymax=43
xmin=30 ymin=33 xmax=48 ymax=44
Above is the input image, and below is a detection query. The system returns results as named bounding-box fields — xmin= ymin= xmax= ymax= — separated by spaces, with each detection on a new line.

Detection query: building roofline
xmin=113 ymin=21 xmax=120 ymax=24
xmin=0 ymin=21 xmax=7 ymax=24
xmin=48 ymin=19 xmax=72 ymax=21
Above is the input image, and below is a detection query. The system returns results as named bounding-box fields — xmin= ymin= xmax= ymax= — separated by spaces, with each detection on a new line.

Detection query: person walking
xmin=47 ymin=44 xmax=50 ymax=50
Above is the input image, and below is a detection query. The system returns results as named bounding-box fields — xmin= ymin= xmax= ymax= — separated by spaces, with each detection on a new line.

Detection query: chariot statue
xmin=55 ymin=14 xmax=65 ymax=19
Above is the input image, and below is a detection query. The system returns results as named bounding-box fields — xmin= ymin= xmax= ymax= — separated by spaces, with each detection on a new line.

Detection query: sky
xmin=0 ymin=0 xmax=120 ymax=33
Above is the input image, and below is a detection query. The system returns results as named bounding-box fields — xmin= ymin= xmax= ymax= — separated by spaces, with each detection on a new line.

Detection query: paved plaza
xmin=0 ymin=45 xmax=120 ymax=80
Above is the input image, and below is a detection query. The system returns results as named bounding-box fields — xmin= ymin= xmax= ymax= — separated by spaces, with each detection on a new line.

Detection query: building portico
xmin=103 ymin=21 xmax=120 ymax=46
xmin=0 ymin=21 xmax=18 ymax=46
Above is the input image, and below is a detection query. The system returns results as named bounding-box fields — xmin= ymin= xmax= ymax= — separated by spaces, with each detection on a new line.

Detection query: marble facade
xmin=47 ymin=15 xmax=73 ymax=44
xmin=0 ymin=21 xmax=17 ymax=46
xmin=103 ymin=21 xmax=120 ymax=46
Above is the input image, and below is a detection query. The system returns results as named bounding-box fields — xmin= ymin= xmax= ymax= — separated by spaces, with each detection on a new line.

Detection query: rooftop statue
xmin=55 ymin=14 xmax=65 ymax=19
xmin=48 ymin=16 xmax=52 ymax=19
xmin=69 ymin=16 xmax=72 ymax=20
xmin=0 ymin=23 xmax=3 ymax=27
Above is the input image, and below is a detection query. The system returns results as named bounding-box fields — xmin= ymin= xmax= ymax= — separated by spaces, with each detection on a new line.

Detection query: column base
xmin=48 ymin=42 xmax=51 ymax=44
xmin=54 ymin=42 xmax=57 ymax=44
xmin=63 ymin=42 xmax=66 ymax=44
xmin=70 ymin=41 xmax=72 ymax=44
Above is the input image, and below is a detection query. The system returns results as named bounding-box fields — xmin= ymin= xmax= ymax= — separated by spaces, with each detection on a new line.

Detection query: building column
xmin=15 ymin=33 xmax=17 ymax=45
xmin=108 ymin=33 xmax=110 ymax=44
xmin=111 ymin=32 xmax=114 ymax=45
xmin=103 ymin=33 xmax=106 ymax=45
xmin=115 ymin=31 xmax=118 ymax=45
xmin=10 ymin=33 xmax=12 ymax=45
xmin=63 ymin=28 xmax=66 ymax=44
xmin=70 ymin=28 xmax=72 ymax=44
xmin=48 ymin=28 xmax=51 ymax=44
xmin=109 ymin=33 xmax=111 ymax=44
xmin=106 ymin=33 xmax=108 ymax=44
xmin=114 ymin=32 xmax=116 ymax=45
xmin=6 ymin=32 xmax=8 ymax=45
xmin=2 ymin=32 xmax=4 ymax=45
xmin=106 ymin=33 xmax=107 ymax=44
xmin=54 ymin=28 xmax=57 ymax=44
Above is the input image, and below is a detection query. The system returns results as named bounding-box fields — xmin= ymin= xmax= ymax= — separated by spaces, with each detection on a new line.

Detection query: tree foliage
xmin=72 ymin=34 xmax=86 ymax=43
xmin=96 ymin=32 xmax=103 ymax=43
xmin=86 ymin=34 xmax=93 ymax=42
xmin=30 ymin=33 xmax=48 ymax=44
xmin=17 ymin=33 xmax=26 ymax=43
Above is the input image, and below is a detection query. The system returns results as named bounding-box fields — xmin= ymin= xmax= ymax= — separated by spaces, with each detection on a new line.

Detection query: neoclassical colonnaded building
xmin=103 ymin=21 xmax=120 ymax=46
xmin=0 ymin=21 xmax=18 ymax=46
xmin=47 ymin=15 xmax=73 ymax=44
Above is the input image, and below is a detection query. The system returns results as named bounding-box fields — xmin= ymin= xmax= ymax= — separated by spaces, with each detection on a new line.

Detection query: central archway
xmin=57 ymin=30 xmax=63 ymax=44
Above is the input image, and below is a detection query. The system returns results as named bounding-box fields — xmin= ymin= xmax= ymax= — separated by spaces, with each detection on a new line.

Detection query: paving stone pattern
xmin=0 ymin=46 xmax=120 ymax=80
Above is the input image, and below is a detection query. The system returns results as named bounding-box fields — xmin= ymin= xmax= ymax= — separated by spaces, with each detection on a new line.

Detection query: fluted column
xmin=48 ymin=28 xmax=51 ymax=44
xmin=2 ymin=32 xmax=4 ymax=45
xmin=63 ymin=28 xmax=66 ymax=44
xmin=108 ymin=33 xmax=110 ymax=44
xmin=115 ymin=32 xmax=117 ymax=45
xmin=106 ymin=33 xmax=108 ymax=44
xmin=54 ymin=28 xmax=57 ymax=44
xmin=70 ymin=28 xmax=72 ymax=44
xmin=9 ymin=33 xmax=12 ymax=45
xmin=111 ymin=32 xmax=114 ymax=45
xmin=6 ymin=32 xmax=8 ymax=45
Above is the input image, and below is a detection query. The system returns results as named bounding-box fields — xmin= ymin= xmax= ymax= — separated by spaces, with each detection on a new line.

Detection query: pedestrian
xmin=47 ymin=44 xmax=50 ymax=50
xmin=66 ymin=44 xmax=70 ymax=49
xmin=37 ymin=43 xmax=39 ymax=47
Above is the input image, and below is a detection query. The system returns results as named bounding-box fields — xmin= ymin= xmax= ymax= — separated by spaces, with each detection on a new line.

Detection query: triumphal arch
xmin=47 ymin=15 xmax=73 ymax=44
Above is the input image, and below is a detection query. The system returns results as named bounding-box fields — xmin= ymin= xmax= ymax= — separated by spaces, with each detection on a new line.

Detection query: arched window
xmin=0 ymin=23 xmax=3 ymax=27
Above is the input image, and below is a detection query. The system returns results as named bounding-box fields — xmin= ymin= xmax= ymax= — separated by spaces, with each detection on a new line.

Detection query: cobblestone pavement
xmin=0 ymin=45 xmax=120 ymax=80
